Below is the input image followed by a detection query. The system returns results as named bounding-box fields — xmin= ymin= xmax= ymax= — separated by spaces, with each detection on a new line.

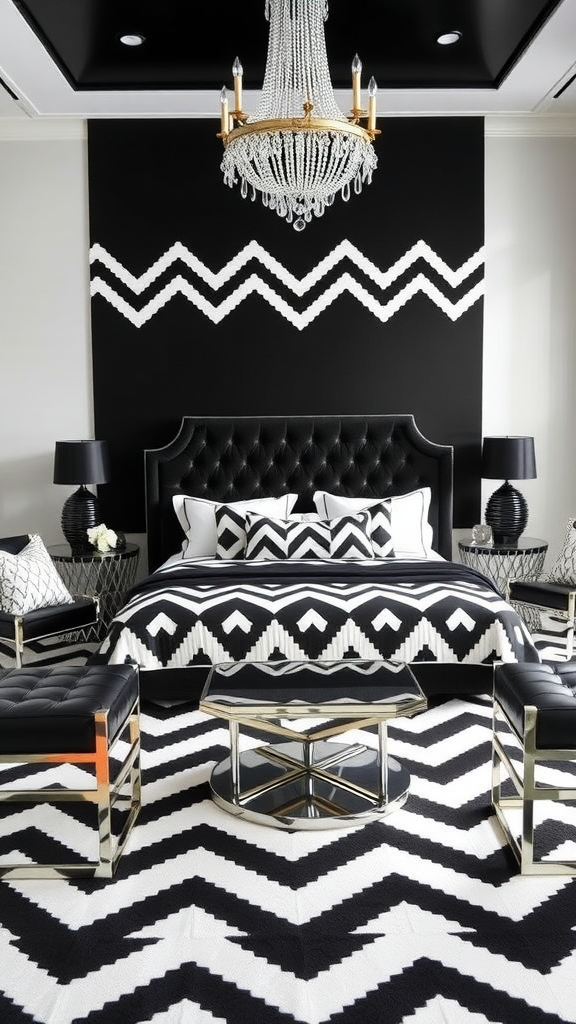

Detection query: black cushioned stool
xmin=0 ymin=662 xmax=141 ymax=879
xmin=492 ymin=662 xmax=576 ymax=875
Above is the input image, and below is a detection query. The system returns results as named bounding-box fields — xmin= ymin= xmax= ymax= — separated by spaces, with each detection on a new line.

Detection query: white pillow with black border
xmin=243 ymin=509 xmax=385 ymax=561
xmin=0 ymin=534 xmax=74 ymax=616
xmin=313 ymin=488 xmax=434 ymax=558
xmin=172 ymin=493 xmax=299 ymax=558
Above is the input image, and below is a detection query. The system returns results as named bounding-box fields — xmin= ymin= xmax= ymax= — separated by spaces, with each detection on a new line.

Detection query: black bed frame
xmin=142 ymin=414 xmax=491 ymax=699
xmin=145 ymin=414 xmax=454 ymax=570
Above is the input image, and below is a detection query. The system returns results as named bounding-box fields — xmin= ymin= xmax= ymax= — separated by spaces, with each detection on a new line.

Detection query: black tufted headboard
xmin=144 ymin=415 xmax=454 ymax=571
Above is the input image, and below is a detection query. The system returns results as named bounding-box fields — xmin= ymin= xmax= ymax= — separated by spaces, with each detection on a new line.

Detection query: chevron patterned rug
xmin=1 ymin=672 xmax=576 ymax=1023
xmin=1 ymin=613 xmax=575 ymax=1024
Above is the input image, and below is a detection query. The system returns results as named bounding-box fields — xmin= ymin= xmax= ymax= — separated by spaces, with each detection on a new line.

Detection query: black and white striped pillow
xmin=214 ymin=503 xmax=307 ymax=559
xmin=244 ymin=511 xmax=376 ymax=560
xmin=367 ymin=500 xmax=395 ymax=558
xmin=214 ymin=505 xmax=252 ymax=559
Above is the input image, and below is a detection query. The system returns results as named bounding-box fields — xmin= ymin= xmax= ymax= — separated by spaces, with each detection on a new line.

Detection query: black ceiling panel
xmin=11 ymin=0 xmax=565 ymax=93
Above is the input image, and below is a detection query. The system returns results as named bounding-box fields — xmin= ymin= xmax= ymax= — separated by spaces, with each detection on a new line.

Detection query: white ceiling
xmin=0 ymin=0 xmax=575 ymax=121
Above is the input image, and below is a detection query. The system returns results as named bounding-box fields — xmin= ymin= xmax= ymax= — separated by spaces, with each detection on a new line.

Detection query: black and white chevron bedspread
xmin=97 ymin=557 xmax=541 ymax=671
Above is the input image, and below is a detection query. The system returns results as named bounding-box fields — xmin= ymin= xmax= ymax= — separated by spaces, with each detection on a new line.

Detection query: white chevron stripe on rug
xmin=1 ymin=670 xmax=576 ymax=1024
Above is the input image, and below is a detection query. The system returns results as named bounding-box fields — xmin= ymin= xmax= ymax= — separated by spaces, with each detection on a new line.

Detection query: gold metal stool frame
xmin=492 ymin=697 xmax=576 ymax=875
xmin=0 ymin=696 xmax=141 ymax=880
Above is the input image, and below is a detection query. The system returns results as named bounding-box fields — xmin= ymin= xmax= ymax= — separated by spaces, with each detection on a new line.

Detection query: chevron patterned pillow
xmin=546 ymin=518 xmax=576 ymax=585
xmin=283 ymin=501 xmax=394 ymax=558
xmin=244 ymin=511 xmax=376 ymax=560
xmin=214 ymin=504 xmax=256 ymax=559
xmin=0 ymin=534 xmax=74 ymax=615
xmin=364 ymin=500 xmax=395 ymax=558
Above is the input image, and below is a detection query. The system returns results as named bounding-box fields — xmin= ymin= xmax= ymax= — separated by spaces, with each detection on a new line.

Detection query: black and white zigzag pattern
xmin=1 ymin=692 xmax=575 ymax=1024
xmin=215 ymin=504 xmax=252 ymax=559
xmin=99 ymin=558 xmax=538 ymax=672
xmin=367 ymin=500 xmax=395 ymax=557
xmin=89 ymin=239 xmax=485 ymax=330
xmin=244 ymin=511 xmax=377 ymax=560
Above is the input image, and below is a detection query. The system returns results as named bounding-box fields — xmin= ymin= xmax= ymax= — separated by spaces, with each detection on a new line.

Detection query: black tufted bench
xmin=492 ymin=661 xmax=576 ymax=875
xmin=0 ymin=662 xmax=141 ymax=879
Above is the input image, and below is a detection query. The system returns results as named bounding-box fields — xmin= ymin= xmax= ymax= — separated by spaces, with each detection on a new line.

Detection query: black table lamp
xmin=53 ymin=440 xmax=110 ymax=550
xmin=481 ymin=436 xmax=536 ymax=544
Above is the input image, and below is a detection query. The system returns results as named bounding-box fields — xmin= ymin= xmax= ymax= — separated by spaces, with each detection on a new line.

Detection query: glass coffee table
xmin=199 ymin=658 xmax=427 ymax=830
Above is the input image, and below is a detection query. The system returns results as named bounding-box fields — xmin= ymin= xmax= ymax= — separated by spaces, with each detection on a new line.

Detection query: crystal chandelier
xmin=218 ymin=0 xmax=380 ymax=231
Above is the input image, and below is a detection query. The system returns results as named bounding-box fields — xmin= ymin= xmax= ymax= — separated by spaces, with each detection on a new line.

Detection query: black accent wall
xmin=87 ymin=117 xmax=484 ymax=534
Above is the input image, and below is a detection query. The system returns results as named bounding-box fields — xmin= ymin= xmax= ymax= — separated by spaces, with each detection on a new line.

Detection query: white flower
xmin=87 ymin=523 xmax=118 ymax=553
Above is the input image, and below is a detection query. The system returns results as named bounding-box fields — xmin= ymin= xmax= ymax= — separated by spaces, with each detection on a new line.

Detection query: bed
xmin=95 ymin=414 xmax=541 ymax=700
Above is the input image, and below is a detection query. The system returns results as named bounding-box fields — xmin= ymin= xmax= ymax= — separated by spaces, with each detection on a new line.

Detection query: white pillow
xmin=0 ymin=534 xmax=74 ymax=615
xmin=313 ymin=488 xmax=434 ymax=558
xmin=172 ymin=493 xmax=299 ymax=558
xmin=547 ymin=518 xmax=576 ymax=585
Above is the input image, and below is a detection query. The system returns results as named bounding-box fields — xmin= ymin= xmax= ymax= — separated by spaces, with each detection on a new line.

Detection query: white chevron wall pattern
xmin=89 ymin=239 xmax=485 ymax=330
xmin=1 ymin=692 xmax=575 ymax=1024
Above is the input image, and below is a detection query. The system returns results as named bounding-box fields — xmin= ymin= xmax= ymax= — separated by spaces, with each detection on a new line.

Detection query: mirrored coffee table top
xmin=200 ymin=658 xmax=426 ymax=719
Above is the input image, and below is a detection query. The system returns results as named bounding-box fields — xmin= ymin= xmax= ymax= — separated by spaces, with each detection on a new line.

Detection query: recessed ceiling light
xmin=119 ymin=34 xmax=146 ymax=47
xmin=436 ymin=30 xmax=462 ymax=46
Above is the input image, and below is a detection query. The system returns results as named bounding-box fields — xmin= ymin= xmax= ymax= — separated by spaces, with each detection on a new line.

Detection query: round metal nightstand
xmin=48 ymin=542 xmax=140 ymax=641
xmin=458 ymin=537 xmax=547 ymax=595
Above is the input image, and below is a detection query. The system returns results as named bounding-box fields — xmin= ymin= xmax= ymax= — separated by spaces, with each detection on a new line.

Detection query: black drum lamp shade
xmin=53 ymin=440 xmax=110 ymax=550
xmin=482 ymin=436 xmax=536 ymax=544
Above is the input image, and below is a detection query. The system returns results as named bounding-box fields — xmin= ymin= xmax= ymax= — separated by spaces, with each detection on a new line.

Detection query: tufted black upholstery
xmin=494 ymin=662 xmax=576 ymax=749
xmin=492 ymin=660 xmax=576 ymax=873
xmin=0 ymin=663 xmax=139 ymax=754
xmin=145 ymin=415 xmax=454 ymax=570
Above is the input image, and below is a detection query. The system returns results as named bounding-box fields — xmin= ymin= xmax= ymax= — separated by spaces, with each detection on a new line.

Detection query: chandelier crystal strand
xmin=219 ymin=0 xmax=379 ymax=230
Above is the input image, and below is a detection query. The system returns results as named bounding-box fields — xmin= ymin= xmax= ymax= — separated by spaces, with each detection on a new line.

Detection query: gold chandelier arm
xmin=224 ymin=118 xmax=375 ymax=146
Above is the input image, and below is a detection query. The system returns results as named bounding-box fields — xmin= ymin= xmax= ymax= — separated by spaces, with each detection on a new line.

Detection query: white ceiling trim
xmin=1 ymin=114 xmax=576 ymax=144
xmin=485 ymin=114 xmax=576 ymax=136
xmin=1 ymin=0 xmax=576 ymax=118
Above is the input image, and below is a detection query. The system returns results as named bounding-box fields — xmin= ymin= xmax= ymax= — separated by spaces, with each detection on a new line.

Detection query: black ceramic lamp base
xmin=485 ymin=481 xmax=528 ymax=545
xmin=61 ymin=485 xmax=103 ymax=551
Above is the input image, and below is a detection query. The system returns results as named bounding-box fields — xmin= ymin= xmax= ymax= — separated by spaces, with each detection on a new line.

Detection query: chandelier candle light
xmin=218 ymin=0 xmax=380 ymax=231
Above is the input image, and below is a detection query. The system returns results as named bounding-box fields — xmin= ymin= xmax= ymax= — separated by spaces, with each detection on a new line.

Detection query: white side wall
xmin=0 ymin=127 xmax=93 ymax=536
xmin=1 ymin=118 xmax=575 ymax=569
xmin=482 ymin=125 xmax=576 ymax=560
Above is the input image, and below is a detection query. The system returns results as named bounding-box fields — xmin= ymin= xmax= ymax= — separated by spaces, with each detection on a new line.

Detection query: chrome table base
xmin=200 ymin=658 xmax=426 ymax=831
xmin=209 ymin=738 xmax=411 ymax=830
